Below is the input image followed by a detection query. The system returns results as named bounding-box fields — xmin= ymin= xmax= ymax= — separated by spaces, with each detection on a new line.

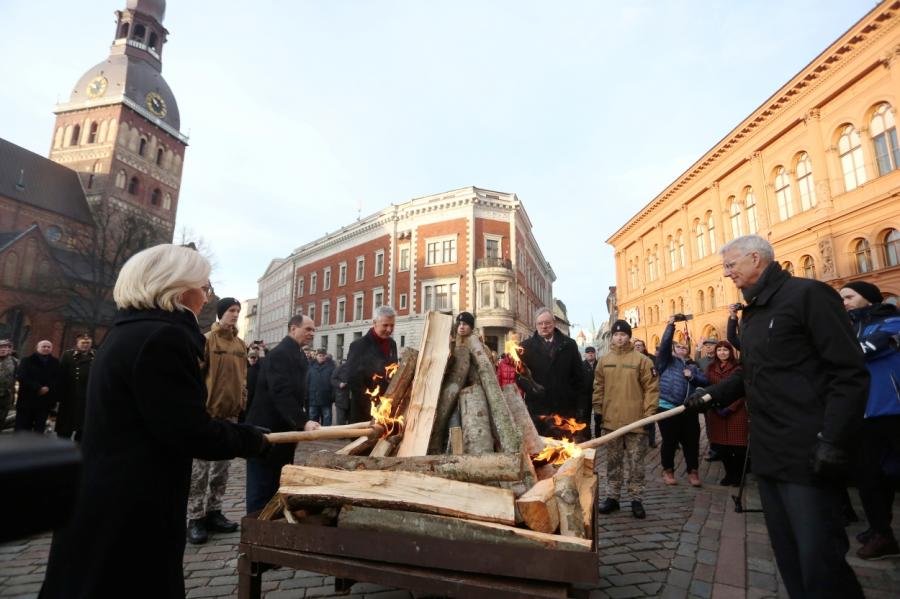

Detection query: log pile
xmin=264 ymin=311 xmax=596 ymax=552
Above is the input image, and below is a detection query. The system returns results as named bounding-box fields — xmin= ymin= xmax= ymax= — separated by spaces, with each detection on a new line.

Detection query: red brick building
xmin=257 ymin=187 xmax=556 ymax=357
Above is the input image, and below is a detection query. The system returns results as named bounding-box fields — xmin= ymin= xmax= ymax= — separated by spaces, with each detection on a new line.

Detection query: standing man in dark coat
xmin=331 ymin=360 xmax=351 ymax=425
xmin=0 ymin=339 xmax=18 ymax=430
xmin=245 ymin=314 xmax=321 ymax=513
xmin=580 ymin=346 xmax=598 ymax=440
xmin=307 ymin=349 xmax=336 ymax=426
xmin=242 ymin=350 xmax=261 ymax=420
xmin=519 ymin=307 xmax=585 ymax=437
xmin=14 ymin=340 xmax=61 ymax=433
xmin=685 ymin=235 xmax=868 ymax=599
xmin=344 ymin=306 xmax=398 ymax=423
xmin=55 ymin=334 xmax=95 ymax=441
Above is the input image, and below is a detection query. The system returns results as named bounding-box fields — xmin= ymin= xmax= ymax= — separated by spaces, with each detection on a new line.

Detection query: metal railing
xmin=476 ymin=257 xmax=512 ymax=269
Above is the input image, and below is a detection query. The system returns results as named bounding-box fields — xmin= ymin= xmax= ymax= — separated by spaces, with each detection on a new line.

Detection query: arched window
xmin=115 ymin=170 xmax=126 ymax=189
xmin=669 ymin=299 xmax=676 ymax=316
xmin=133 ymin=23 xmax=146 ymax=41
xmin=87 ymin=122 xmax=98 ymax=144
xmin=801 ymin=255 xmax=816 ymax=278
xmin=838 ymin=125 xmax=867 ymax=191
xmin=852 ymin=238 xmax=873 ymax=273
xmin=651 ymin=335 xmax=660 ymax=352
xmin=652 ymin=246 xmax=660 ymax=281
xmin=774 ymin=166 xmax=794 ymax=220
xmin=706 ymin=212 xmax=717 ymax=253
xmin=163 ymin=193 xmax=172 ymax=210
xmin=156 ymin=147 xmax=164 ymax=166
xmin=728 ymin=197 xmax=742 ymax=239
xmin=70 ymin=124 xmax=81 ymax=146
xmin=678 ymin=297 xmax=685 ymax=313
xmin=871 ymin=103 xmax=900 ymax=176
xmin=22 ymin=239 xmax=37 ymax=287
xmin=695 ymin=220 xmax=706 ymax=259
xmin=708 ymin=286 xmax=716 ymax=309
xmin=128 ymin=176 xmax=140 ymax=195
xmin=667 ymin=236 xmax=677 ymax=272
xmin=745 ymin=187 xmax=759 ymax=234
xmin=151 ymin=188 xmax=161 ymax=206
xmin=781 ymin=261 xmax=794 ymax=275
xmin=148 ymin=32 xmax=159 ymax=50
xmin=697 ymin=290 xmax=705 ymax=313
xmin=138 ymin=137 xmax=147 ymax=157
xmin=883 ymin=228 xmax=900 ymax=267
xmin=677 ymin=231 xmax=686 ymax=267
xmin=118 ymin=22 xmax=130 ymax=39
xmin=796 ymin=152 xmax=816 ymax=211
xmin=87 ymin=174 xmax=94 ymax=189
xmin=2 ymin=252 xmax=18 ymax=287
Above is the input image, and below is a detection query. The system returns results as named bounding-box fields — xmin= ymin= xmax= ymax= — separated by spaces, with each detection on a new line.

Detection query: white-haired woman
xmin=41 ymin=244 xmax=269 ymax=599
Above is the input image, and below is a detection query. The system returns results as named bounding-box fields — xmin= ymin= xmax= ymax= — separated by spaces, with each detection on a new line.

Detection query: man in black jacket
xmin=344 ymin=306 xmax=398 ymax=423
xmin=331 ymin=360 xmax=351 ymax=425
xmin=15 ymin=340 xmax=61 ymax=433
xmin=245 ymin=314 xmax=320 ymax=513
xmin=685 ymin=235 xmax=868 ymax=599
xmin=56 ymin=334 xmax=95 ymax=441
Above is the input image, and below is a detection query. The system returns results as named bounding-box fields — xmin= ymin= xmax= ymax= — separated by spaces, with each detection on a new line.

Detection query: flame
xmin=384 ymin=362 xmax=399 ymax=379
xmin=539 ymin=414 xmax=587 ymax=434
xmin=532 ymin=436 xmax=582 ymax=466
xmin=366 ymin=363 xmax=403 ymax=438
xmin=504 ymin=337 xmax=525 ymax=371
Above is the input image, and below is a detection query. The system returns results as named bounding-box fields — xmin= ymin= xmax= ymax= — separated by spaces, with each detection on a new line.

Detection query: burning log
xmin=427 ymin=345 xmax=471 ymax=454
xmin=335 ymin=436 xmax=377 ymax=456
xmin=369 ymin=435 xmax=401 ymax=458
xmin=515 ymin=479 xmax=559 ymax=534
xmin=265 ymin=426 xmax=378 ymax=444
xmin=462 ymin=335 xmax=523 ymax=454
xmin=501 ymin=384 xmax=544 ymax=455
xmin=278 ymin=465 xmax=516 ymax=525
xmin=459 ymin=384 xmax=494 ymax=455
xmin=338 ymin=506 xmax=592 ymax=553
xmin=553 ymin=455 xmax=586 ymax=539
xmin=382 ymin=347 xmax=419 ymax=418
xmin=298 ymin=452 xmax=525 ymax=484
xmin=504 ymin=336 xmax=545 ymax=395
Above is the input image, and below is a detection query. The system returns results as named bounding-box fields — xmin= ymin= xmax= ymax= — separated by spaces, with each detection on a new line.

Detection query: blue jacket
xmin=655 ymin=323 xmax=708 ymax=410
xmin=849 ymin=303 xmax=900 ymax=418
xmin=306 ymin=359 xmax=336 ymax=408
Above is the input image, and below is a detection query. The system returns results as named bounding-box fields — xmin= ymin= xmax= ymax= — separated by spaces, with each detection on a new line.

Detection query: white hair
xmin=720 ymin=235 xmax=775 ymax=263
xmin=113 ymin=244 xmax=211 ymax=312
xmin=534 ymin=306 xmax=554 ymax=322
xmin=374 ymin=305 xmax=396 ymax=320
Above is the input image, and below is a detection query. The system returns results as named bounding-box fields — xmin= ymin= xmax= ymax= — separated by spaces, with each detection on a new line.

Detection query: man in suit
xmin=15 ymin=340 xmax=61 ymax=433
xmin=244 ymin=314 xmax=320 ymax=513
xmin=344 ymin=306 xmax=398 ymax=423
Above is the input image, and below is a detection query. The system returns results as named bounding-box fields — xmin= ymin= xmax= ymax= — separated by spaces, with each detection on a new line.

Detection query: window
xmin=354 ymin=294 xmax=364 ymax=321
xmin=339 ymin=262 xmax=347 ymax=286
xmin=156 ymin=148 xmax=164 ymax=166
xmin=629 ymin=261 xmax=638 ymax=289
xmin=708 ymin=286 xmax=716 ymax=310
xmin=677 ymin=231 xmax=686 ymax=268
xmin=774 ymin=166 xmax=794 ymax=220
xmin=150 ymin=188 xmax=161 ymax=206
xmin=695 ymin=221 xmax=706 ymax=259
xmin=115 ymin=170 xmax=126 ymax=189
xmin=297 ymin=276 xmax=304 ymax=297
xmin=884 ymin=228 xmax=900 ymax=267
xmin=426 ymin=236 xmax=457 ymax=265
xmin=307 ymin=303 xmax=315 ymax=323
xmin=485 ymin=237 xmax=500 ymax=260
xmin=148 ymin=31 xmax=158 ymax=50
xmin=375 ymin=251 xmax=384 ymax=276
xmin=323 ymin=267 xmax=331 ymax=291
xmin=782 ymin=261 xmax=794 ymax=275
xmin=133 ymin=23 xmax=146 ymax=40
xmin=321 ymin=301 xmax=330 ymax=326
xmin=480 ymin=281 xmax=491 ymax=308
xmin=373 ymin=289 xmax=384 ymax=314
xmin=707 ymin=212 xmax=717 ymax=253
xmin=399 ymin=293 xmax=408 ymax=310
xmin=356 ymin=257 xmax=365 ymax=281
xmin=796 ymin=152 xmax=816 ymax=211
xmin=128 ymin=176 xmax=140 ymax=194
xmin=88 ymin=122 xmax=98 ymax=144
xmin=697 ymin=290 xmax=705 ymax=313
xmin=852 ymin=238 xmax=873 ymax=273
xmin=422 ymin=281 xmax=458 ymax=311
xmin=728 ymin=197 xmax=742 ymax=239
xmin=745 ymin=188 xmax=759 ymax=234
xmin=70 ymin=124 xmax=81 ymax=146
xmin=493 ymin=280 xmax=507 ymax=309
xmin=336 ymin=334 xmax=345 ymax=360
xmin=337 ymin=298 xmax=346 ymax=323
xmin=801 ymin=255 xmax=816 ymax=278
xmin=310 ymin=272 xmax=317 ymax=294
xmin=871 ymin=103 xmax=900 ymax=176
xmin=838 ymin=125 xmax=867 ymax=191
xmin=399 ymin=246 xmax=410 ymax=271
xmin=138 ymin=138 xmax=147 ymax=157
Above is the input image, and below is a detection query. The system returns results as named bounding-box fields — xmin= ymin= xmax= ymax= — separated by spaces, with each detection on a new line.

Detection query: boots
xmin=857 ymin=532 xmax=900 ymax=560
xmin=206 ymin=510 xmax=239 ymax=533
xmin=662 ymin=469 xmax=677 ymax=485
xmin=187 ymin=518 xmax=208 ymax=544
xmin=687 ymin=470 xmax=702 ymax=487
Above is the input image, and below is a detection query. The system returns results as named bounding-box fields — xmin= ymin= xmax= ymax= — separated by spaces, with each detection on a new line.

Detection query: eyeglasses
xmin=723 ymin=253 xmax=753 ymax=273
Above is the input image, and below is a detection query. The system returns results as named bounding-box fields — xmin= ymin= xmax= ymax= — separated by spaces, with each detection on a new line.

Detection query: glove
xmin=251 ymin=425 xmax=272 ymax=458
xmin=811 ymin=433 xmax=850 ymax=480
xmin=516 ymin=374 xmax=545 ymax=399
xmin=593 ymin=413 xmax=604 ymax=437
xmin=683 ymin=388 xmax=711 ymax=413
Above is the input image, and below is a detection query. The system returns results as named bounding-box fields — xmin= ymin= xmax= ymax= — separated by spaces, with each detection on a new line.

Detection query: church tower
xmin=49 ymin=0 xmax=187 ymax=241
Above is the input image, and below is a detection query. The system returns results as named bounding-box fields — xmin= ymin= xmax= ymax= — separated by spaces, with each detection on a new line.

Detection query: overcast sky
xmin=0 ymin=1 xmax=873 ymax=334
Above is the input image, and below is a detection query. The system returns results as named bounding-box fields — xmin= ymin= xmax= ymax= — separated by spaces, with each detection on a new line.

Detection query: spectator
xmin=840 ymin=280 xmax=900 ymax=560
xmin=344 ymin=306 xmax=398 ymax=424
xmin=39 ymin=244 xmax=268 ymax=599
xmin=55 ymin=334 xmax=95 ymax=442
xmin=243 ymin=350 xmax=261 ymax=421
xmin=496 ymin=353 xmax=519 ymax=392
xmin=704 ymin=341 xmax=748 ymax=486
xmin=331 ymin=360 xmax=351 ymax=425
xmin=581 ymin=346 xmax=598 ymax=440
xmin=656 ymin=316 xmax=708 ymax=487
xmin=696 ymin=338 xmax=717 ymax=371
xmin=0 ymin=339 xmax=18 ymax=430
xmin=14 ymin=340 xmax=60 ymax=433
xmin=632 ymin=339 xmax=658 ymax=448
xmin=307 ymin=349 xmax=335 ymax=426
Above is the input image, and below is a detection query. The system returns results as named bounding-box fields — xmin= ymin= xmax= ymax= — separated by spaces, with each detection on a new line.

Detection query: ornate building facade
xmin=608 ymin=1 xmax=900 ymax=352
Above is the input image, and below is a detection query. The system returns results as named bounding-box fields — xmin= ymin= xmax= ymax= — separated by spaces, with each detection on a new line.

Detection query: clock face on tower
xmin=145 ymin=92 xmax=167 ymax=117
xmin=86 ymin=76 xmax=108 ymax=98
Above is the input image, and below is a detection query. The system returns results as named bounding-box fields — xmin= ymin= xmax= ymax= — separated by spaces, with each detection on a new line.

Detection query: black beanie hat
xmin=456 ymin=311 xmax=475 ymax=328
xmin=842 ymin=281 xmax=882 ymax=305
xmin=216 ymin=297 xmax=241 ymax=320
xmin=611 ymin=319 xmax=632 ymax=337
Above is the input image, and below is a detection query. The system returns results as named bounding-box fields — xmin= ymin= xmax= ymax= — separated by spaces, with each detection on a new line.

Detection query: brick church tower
xmin=48 ymin=0 xmax=187 ymax=241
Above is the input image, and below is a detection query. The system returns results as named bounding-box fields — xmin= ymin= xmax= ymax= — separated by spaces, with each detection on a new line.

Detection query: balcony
xmin=476 ymin=257 xmax=512 ymax=270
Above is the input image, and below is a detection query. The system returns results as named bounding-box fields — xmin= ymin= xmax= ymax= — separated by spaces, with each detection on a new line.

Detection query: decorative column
xmin=802 ymin=108 xmax=834 ymax=209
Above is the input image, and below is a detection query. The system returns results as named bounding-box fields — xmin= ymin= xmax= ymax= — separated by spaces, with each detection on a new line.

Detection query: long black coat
xmin=344 ymin=329 xmax=398 ymax=422
xmin=55 ymin=349 xmax=94 ymax=437
xmin=519 ymin=328 xmax=584 ymax=420
xmin=246 ymin=335 xmax=310 ymax=467
xmin=706 ymin=263 xmax=869 ymax=485
xmin=15 ymin=353 xmax=61 ymax=406
xmin=306 ymin=359 xmax=335 ymax=408
xmin=331 ymin=361 xmax=351 ymax=410
xmin=40 ymin=309 xmax=265 ymax=599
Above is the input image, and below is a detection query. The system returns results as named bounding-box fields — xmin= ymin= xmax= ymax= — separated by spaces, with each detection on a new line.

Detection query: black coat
xmin=246 ymin=335 xmax=310 ymax=466
xmin=15 ymin=353 xmax=61 ymax=405
xmin=579 ymin=359 xmax=598 ymax=418
xmin=519 ymin=328 xmax=584 ymax=420
xmin=706 ymin=263 xmax=869 ymax=485
xmin=55 ymin=349 xmax=95 ymax=437
xmin=331 ymin=361 xmax=351 ymax=410
xmin=246 ymin=360 xmax=260 ymax=410
xmin=306 ymin=359 xmax=335 ymax=407
xmin=40 ymin=309 xmax=265 ymax=599
xmin=344 ymin=329 xmax=398 ymax=422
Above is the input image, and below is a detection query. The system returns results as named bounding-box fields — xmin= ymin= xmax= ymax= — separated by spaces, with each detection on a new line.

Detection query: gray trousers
xmin=187 ymin=458 xmax=230 ymax=520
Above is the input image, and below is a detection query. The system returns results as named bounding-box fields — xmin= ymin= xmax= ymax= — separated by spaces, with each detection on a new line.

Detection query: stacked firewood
xmin=260 ymin=311 xmax=597 ymax=552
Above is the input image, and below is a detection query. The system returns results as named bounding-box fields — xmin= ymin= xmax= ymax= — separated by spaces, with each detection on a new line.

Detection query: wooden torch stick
xmin=577 ymin=394 xmax=712 ymax=450
xmin=266 ymin=427 xmax=376 ymax=444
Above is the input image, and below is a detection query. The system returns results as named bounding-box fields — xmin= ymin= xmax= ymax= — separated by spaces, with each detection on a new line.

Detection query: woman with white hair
xmin=41 ymin=244 xmax=269 ymax=599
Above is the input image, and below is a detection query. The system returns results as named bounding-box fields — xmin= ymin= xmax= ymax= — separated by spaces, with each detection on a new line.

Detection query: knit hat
xmin=611 ymin=319 xmax=632 ymax=337
xmin=842 ymin=281 xmax=882 ymax=305
xmin=584 ymin=346 xmax=596 ymax=354
xmin=216 ymin=297 xmax=241 ymax=319
xmin=456 ymin=311 xmax=475 ymax=328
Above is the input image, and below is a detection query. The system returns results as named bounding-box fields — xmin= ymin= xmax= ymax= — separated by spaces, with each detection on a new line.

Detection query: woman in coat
xmin=704 ymin=341 xmax=748 ymax=486
xmin=40 ymin=245 xmax=269 ymax=599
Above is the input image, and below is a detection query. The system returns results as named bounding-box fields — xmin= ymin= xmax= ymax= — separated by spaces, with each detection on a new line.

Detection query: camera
xmin=673 ymin=313 xmax=693 ymax=322
xmin=730 ymin=303 xmax=745 ymax=312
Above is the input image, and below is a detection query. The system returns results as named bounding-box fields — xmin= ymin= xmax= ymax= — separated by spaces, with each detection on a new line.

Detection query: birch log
xmin=459 ymin=385 xmax=494 ymax=454
xmin=516 ymin=478 xmax=559 ymax=534
xmin=553 ymin=455 xmax=586 ymax=538
xmin=501 ymin=383 xmax=544 ymax=455
xmin=463 ymin=335 xmax=523 ymax=454
xmin=427 ymin=346 xmax=471 ymax=454
xmin=297 ymin=452 xmax=523 ymax=483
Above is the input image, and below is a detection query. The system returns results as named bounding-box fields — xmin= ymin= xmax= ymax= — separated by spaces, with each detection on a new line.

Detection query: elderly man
xmin=519 ymin=307 xmax=585 ymax=437
xmin=56 ymin=334 xmax=95 ymax=441
xmin=15 ymin=340 xmax=61 ymax=433
xmin=0 ymin=339 xmax=17 ymax=430
xmin=685 ymin=235 xmax=868 ymax=599
xmin=344 ymin=306 xmax=399 ymax=424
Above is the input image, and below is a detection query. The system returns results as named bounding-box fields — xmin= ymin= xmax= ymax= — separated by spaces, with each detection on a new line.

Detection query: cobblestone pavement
xmin=2 ymin=433 xmax=898 ymax=598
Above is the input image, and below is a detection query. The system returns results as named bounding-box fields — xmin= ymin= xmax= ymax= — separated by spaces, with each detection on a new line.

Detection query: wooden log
xmin=463 ymin=335 xmax=523 ymax=454
xmin=338 ymin=505 xmax=592 ymax=552
xmin=278 ymin=465 xmax=515 ymax=525
xmin=459 ymin=384 xmax=494 ymax=454
xmin=283 ymin=506 xmax=298 ymax=524
xmin=266 ymin=427 xmax=374 ymax=444
xmin=553 ymin=455 xmax=586 ymax=538
xmin=465 ymin=362 xmax=479 ymax=386
xmin=449 ymin=426 xmax=464 ymax=454
xmin=296 ymin=452 xmax=523 ymax=483
xmin=397 ymin=312 xmax=454 ymax=457
xmin=427 ymin=346 xmax=471 ymax=454
xmin=501 ymin=383 xmax=544 ymax=455
xmin=516 ymin=478 xmax=559 ymax=534
xmin=535 ymin=464 xmax=557 ymax=481
xmin=369 ymin=436 xmax=398 ymax=457
xmin=384 ymin=347 xmax=419 ymax=418
xmin=582 ymin=448 xmax=596 ymax=471
xmin=578 ymin=472 xmax=597 ymax=536
xmin=258 ymin=494 xmax=285 ymax=521
xmin=521 ymin=450 xmax=538 ymax=489
xmin=335 ymin=436 xmax=377 ymax=456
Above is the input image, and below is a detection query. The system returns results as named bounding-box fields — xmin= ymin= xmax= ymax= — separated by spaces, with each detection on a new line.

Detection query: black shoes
xmin=598 ymin=498 xmax=620 ymax=514
xmin=187 ymin=518 xmax=208 ymax=544
xmin=631 ymin=500 xmax=646 ymax=519
xmin=206 ymin=510 xmax=239 ymax=533
xmin=857 ymin=532 xmax=900 ymax=560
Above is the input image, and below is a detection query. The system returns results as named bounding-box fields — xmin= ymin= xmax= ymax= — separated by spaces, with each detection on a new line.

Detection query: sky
xmin=0 ymin=0 xmax=875 ymax=334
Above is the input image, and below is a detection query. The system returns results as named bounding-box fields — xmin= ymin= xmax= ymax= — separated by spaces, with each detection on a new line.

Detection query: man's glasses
xmin=723 ymin=253 xmax=752 ymax=273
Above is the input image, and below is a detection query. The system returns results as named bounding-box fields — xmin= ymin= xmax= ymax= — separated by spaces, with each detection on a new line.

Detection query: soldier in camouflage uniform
xmin=0 ymin=339 xmax=17 ymax=430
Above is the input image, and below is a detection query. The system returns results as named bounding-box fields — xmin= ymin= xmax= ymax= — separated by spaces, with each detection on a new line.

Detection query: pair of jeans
xmin=657 ymin=408 xmax=700 ymax=472
xmin=245 ymin=457 xmax=287 ymax=514
xmin=857 ymin=415 xmax=900 ymax=535
xmin=309 ymin=404 xmax=333 ymax=427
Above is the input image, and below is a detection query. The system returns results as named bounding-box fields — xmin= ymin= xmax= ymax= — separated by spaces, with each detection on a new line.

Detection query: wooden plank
xmin=553 ymin=455 xmax=586 ymax=538
xmin=463 ymin=336 xmax=523 ymax=454
xmin=516 ymin=478 xmax=559 ymax=534
xmin=279 ymin=465 xmax=515 ymax=525
xmin=396 ymin=312 xmax=454 ymax=456
xmin=578 ymin=473 xmax=597 ymax=535
xmin=297 ymin=452 xmax=523 ymax=483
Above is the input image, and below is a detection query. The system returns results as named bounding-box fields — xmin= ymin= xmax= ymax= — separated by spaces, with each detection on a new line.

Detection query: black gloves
xmin=593 ymin=413 xmax=604 ymax=438
xmin=811 ymin=433 xmax=850 ymax=480
xmin=683 ymin=388 xmax=711 ymax=413
xmin=251 ymin=425 xmax=272 ymax=458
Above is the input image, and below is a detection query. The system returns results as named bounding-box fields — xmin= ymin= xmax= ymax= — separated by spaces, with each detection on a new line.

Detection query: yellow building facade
xmin=608 ymin=1 xmax=900 ymax=352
